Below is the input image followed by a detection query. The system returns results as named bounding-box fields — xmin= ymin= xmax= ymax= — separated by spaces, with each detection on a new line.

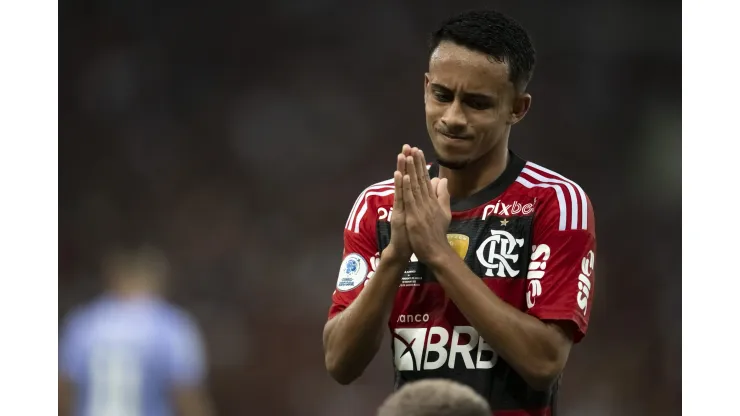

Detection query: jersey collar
xmin=428 ymin=150 xmax=526 ymax=212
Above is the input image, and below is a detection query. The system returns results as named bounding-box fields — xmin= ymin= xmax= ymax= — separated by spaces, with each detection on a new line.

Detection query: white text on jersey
xmin=393 ymin=326 xmax=498 ymax=371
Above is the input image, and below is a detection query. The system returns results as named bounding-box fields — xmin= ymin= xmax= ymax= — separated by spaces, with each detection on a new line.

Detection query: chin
xmin=432 ymin=141 xmax=475 ymax=170
xmin=435 ymin=152 xmax=473 ymax=170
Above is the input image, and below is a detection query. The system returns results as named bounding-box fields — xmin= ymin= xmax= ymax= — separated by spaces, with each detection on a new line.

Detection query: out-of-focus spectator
xmin=58 ymin=245 xmax=213 ymax=416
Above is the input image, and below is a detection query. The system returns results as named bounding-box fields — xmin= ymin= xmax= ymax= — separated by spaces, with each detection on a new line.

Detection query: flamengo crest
xmin=475 ymin=229 xmax=525 ymax=277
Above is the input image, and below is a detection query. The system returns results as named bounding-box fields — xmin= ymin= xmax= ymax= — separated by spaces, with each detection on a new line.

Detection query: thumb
xmin=436 ymin=178 xmax=451 ymax=210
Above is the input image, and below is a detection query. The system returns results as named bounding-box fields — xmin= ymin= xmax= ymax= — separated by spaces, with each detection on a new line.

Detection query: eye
xmin=465 ymin=98 xmax=492 ymax=110
xmin=432 ymin=90 xmax=453 ymax=103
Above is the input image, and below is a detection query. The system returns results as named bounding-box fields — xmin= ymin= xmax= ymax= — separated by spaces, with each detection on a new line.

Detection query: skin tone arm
xmin=58 ymin=374 xmax=73 ymax=416
xmin=323 ymin=147 xmax=414 ymax=385
xmin=172 ymin=385 xmax=215 ymax=416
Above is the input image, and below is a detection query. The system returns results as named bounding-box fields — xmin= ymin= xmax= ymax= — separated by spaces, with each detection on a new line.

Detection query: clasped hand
xmin=386 ymin=145 xmax=452 ymax=264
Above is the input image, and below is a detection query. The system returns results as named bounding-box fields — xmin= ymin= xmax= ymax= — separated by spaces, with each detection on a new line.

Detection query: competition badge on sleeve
xmin=336 ymin=253 xmax=369 ymax=292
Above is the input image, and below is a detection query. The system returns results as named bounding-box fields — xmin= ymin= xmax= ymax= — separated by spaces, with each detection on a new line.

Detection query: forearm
xmin=428 ymin=249 xmax=568 ymax=390
xmin=58 ymin=375 xmax=73 ymax=416
xmin=323 ymin=254 xmax=406 ymax=384
xmin=173 ymin=386 xmax=215 ymax=416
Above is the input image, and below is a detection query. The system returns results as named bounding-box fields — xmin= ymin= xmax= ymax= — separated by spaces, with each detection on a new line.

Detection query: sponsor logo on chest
xmin=481 ymin=200 xmax=534 ymax=220
xmin=393 ymin=326 xmax=497 ymax=371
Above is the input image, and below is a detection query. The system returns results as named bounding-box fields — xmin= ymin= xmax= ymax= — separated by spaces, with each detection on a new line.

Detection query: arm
xmin=323 ymin=248 xmax=407 ymax=384
xmin=58 ymin=374 xmax=73 ymax=416
xmin=427 ymin=250 xmax=576 ymax=390
xmin=324 ymin=150 xmax=414 ymax=385
xmin=172 ymin=387 xmax=214 ymax=416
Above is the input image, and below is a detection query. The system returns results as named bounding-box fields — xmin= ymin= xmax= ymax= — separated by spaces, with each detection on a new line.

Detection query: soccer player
xmin=58 ymin=245 xmax=213 ymax=416
xmin=377 ymin=379 xmax=491 ymax=416
xmin=323 ymin=9 xmax=597 ymax=415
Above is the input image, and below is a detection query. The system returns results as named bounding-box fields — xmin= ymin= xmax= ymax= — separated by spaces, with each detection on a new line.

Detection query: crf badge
xmin=475 ymin=230 xmax=525 ymax=277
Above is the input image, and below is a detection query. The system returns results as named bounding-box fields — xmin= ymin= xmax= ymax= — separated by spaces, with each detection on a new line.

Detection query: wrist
xmin=426 ymin=244 xmax=459 ymax=272
xmin=381 ymin=245 xmax=411 ymax=268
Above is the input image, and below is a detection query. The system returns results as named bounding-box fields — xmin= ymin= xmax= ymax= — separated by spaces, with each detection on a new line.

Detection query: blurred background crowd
xmin=59 ymin=0 xmax=681 ymax=414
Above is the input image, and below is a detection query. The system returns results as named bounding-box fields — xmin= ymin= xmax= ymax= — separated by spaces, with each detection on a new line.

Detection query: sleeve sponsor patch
xmin=336 ymin=253 xmax=368 ymax=292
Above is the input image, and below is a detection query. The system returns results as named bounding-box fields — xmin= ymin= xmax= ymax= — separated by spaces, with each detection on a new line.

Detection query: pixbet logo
xmin=482 ymin=200 xmax=534 ymax=220
xmin=392 ymin=326 xmax=497 ymax=371
xmin=577 ymin=250 xmax=595 ymax=314
xmin=475 ymin=230 xmax=525 ymax=277
xmin=526 ymin=244 xmax=551 ymax=308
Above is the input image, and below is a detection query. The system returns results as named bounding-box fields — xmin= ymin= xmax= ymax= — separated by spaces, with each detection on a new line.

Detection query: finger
xmin=393 ymin=170 xmax=404 ymax=213
xmin=412 ymin=148 xmax=430 ymax=200
xmin=405 ymin=154 xmax=423 ymax=202
xmin=402 ymin=174 xmax=416 ymax=213
xmin=402 ymin=144 xmax=412 ymax=157
xmin=430 ymin=177 xmax=440 ymax=197
xmin=417 ymin=149 xmax=435 ymax=197
xmin=397 ymin=153 xmax=406 ymax=176
xmin=436 ymin=178 xmax=451 ymax=215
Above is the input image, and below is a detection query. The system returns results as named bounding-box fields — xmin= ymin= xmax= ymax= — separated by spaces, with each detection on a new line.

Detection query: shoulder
xmin=59 ymin=300 xmax=101 ymax=347
xmin=60 ymin=306 xmax=86 ymax=339
xmin=515 ymin=160 xmax=594 ymax=232
xmin=60 ymin=298 xmax=104 ymax=333
xmin=344 ymin=176 xmax=395 ymax=234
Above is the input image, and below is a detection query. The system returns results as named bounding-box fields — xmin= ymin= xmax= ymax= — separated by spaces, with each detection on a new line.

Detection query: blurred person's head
xmin=103 ymin=244 xmax=170 ymax=297
xmin=376 ymin=379 xmax=491 ymax=416
xmin=424 ymin=9 xmax=535 ymax=170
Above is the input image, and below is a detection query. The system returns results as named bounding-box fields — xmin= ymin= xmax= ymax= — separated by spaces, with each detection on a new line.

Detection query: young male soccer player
xmin=323 ymin=9 xmax=597 ymax=415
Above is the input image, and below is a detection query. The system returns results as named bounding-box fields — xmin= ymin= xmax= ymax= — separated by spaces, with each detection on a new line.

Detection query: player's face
xmin=424 ymin=41 xmax=530 ymax=170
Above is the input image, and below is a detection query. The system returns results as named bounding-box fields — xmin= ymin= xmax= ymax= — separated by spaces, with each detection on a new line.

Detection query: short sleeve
xmin=328 ymin=184 xmax=389 ymax=320
xmin=525 ymin=191 xmax=597 ymax=343
xmin=166 ymin=313 xmax=207 ymax=387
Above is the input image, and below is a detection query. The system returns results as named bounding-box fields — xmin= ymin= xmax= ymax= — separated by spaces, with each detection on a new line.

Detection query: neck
xmin=439 ymin=140 xmax=510 ymax=200
xmin=109 ymin=281 xmax=159 ymax=300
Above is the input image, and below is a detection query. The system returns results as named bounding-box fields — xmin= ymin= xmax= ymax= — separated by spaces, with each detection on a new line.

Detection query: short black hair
xmin=376 ymin=379 xmax=491 ymax=416
xmin=429 ymin=10 xmax=536 ymax=91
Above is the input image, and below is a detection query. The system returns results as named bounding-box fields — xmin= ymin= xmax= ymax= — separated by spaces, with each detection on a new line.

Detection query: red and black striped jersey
xmin=328 ymin=151 xmax=597 ymax=416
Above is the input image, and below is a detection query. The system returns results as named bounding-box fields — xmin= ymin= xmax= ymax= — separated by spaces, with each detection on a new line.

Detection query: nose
xmin=440 ymin=100 xmax=467 ymax=134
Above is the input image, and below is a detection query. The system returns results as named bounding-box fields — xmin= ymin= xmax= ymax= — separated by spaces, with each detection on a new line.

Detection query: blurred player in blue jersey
xmin=58 ymin=244 xmax=214 ymax=416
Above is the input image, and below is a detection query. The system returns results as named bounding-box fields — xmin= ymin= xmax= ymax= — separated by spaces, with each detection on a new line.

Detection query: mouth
xmin=438 ymin=131 xmax=472 ymax=141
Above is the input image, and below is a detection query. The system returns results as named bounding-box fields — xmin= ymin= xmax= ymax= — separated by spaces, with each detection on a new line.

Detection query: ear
xmin=424 ymin=73 xmax=431 ymax=103
xmin=508 ymin=92 xmax=532 ymax=125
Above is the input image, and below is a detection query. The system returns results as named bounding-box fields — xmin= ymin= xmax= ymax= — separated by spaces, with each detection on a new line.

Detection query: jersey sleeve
xmin=165 ymin=312 xmax=207 ymax=387
xmin=327 ymin=188 xmax=384 ymax=320
xmin=525 ymin=190 xmax=597 ymax=343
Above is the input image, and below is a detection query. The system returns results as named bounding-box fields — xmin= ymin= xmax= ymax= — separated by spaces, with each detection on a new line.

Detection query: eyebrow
xmin=430 ymin=83 xmax=494 ymax=101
